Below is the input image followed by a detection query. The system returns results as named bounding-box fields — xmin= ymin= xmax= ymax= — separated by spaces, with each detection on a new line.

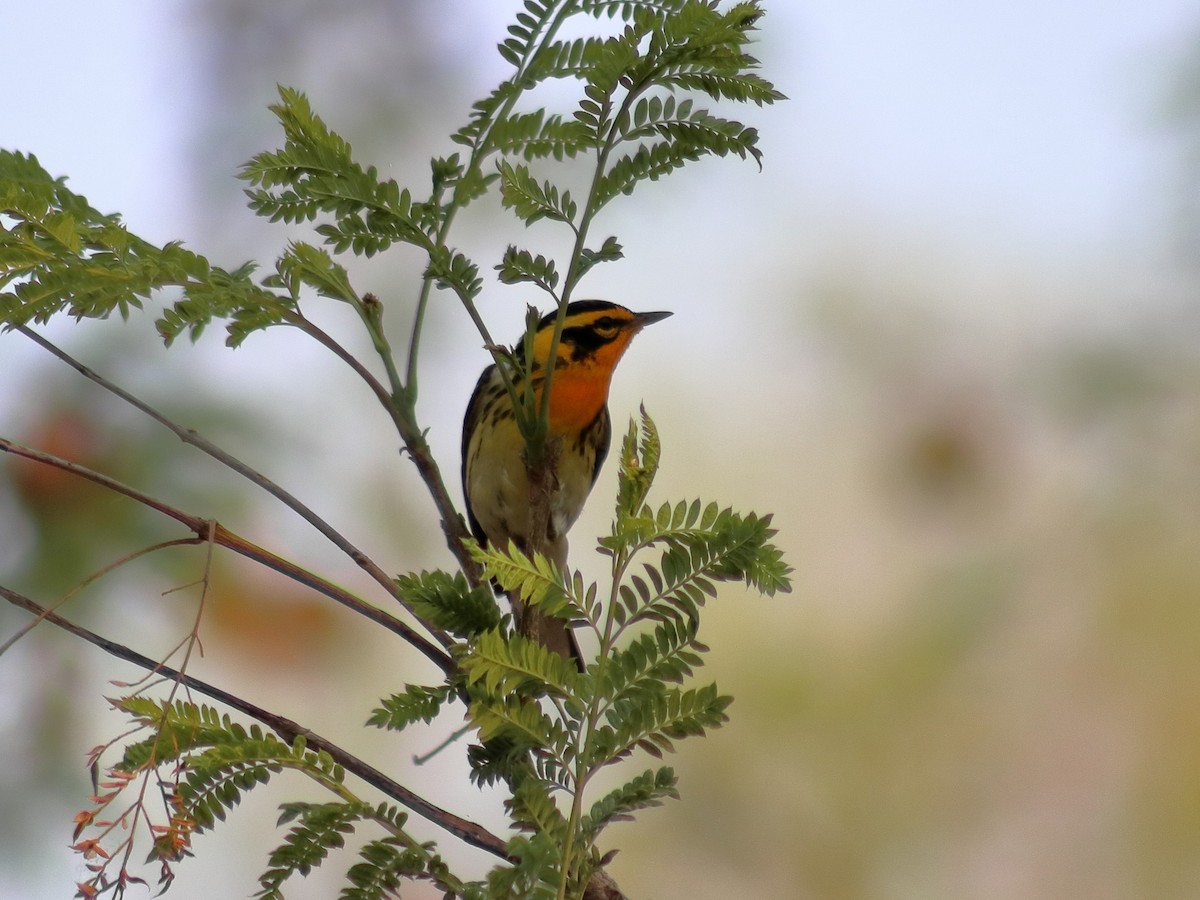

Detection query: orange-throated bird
xmin=462 ymin=300 xmax=671 ymax=665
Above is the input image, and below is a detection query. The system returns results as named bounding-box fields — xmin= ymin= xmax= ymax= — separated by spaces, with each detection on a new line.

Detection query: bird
xmin=462 ymin=299 xmax=671 ymax=666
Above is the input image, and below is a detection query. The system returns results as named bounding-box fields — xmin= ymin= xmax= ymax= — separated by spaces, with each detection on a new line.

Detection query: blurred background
xmin=3 ymin=1 xmax=1200 ymax=897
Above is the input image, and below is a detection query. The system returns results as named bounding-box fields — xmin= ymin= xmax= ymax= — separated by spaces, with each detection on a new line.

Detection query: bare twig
xmin=282 ymin=312 xmax=395 ymax=415
xmin=0 ymin=436 xmax=455 ymax=675
xmin=309 ymin=299 xmax=483 ymax=587
xmin=0 ymin=537 xmax=198 ymax=657
xmin=0 ymin=584 xmax=509 ymax=859
xmin=15 ymin=325 xmax=455 ymax=651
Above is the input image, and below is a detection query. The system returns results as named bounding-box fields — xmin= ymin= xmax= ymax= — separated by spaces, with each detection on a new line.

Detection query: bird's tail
xmin=516 ymin=604 xmax=584 ymax=671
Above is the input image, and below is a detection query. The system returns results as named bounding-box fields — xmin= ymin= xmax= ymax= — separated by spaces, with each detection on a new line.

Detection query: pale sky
xmin=2 ymin=2 xmax=1195 ymax=258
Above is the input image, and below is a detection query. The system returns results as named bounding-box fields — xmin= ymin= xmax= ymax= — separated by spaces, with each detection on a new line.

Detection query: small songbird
xmin=462 ymin=300 xmax=671 ymax=665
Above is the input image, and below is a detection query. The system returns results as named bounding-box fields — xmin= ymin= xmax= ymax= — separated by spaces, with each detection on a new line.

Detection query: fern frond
xmin=497 ymin=245 xmax=560 ymax=293
xmin=395 ymin=570 xmax=501 ymax=639
xmin=343 ymin=837 xmax=457 ymax=900
xmin=510 ymin=778 xmax=569 ymax=841
xmin=257 ymin=802 xmax=369 ymax=898
xmin=470 ymin=690 xmax=570 ymax=757
xmin=594 ymin=139 xmax=706 ymax=207
xmin=367 ymin=684 xmax=455 ymax=732
xmin=469 ymin=541 xmax=571 ymax=617
xmin=579 ymin=767 xmax=678 ymax=840
xmin=498 ymin=161 xmax=578 ymax=226
xmin=242 ymin=87 xmax=430 ymax=257
xmin=425 ymin=246 xmax=483 ymax=299
xmin=463 ymin=629 xmax=578 ymax=699
xmin=592 ymin=683 xmax=731 ymax=767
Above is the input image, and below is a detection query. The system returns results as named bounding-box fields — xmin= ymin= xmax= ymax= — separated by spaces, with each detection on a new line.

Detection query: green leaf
xmin=702 ymin=509 xmax=794 ymax=596
xmin=489 ymin=831 xmax=565 ymax=899
xmin=578 ymin=0 xmax=691 ymax=21
xmin=614 ymin=407 xmax=660 ymax=522
xmin=576 ymin=235 xmax=624 ymax=279
xmin=342 ymin=837 xmax=454 ymax=900
xmin=580 ymin=767 xmax=678 ymax=840
xmin=592 ymin=683 xmax=731 ymax=767
xmin=498 ymin=161 xmax=578 ymax=226
xmin=469 ymin=541 xmax=571 ymax=618
xmin=659 ymin=69 xmax=785 ymax=106
xmin=602 ymin=616 xmax=705 ymax=703
xmin=426 ymin=246 xmax=483 ymax=299
xmin=268 ymin=240 xmax=358 ymax=303
xmin=367 ymin=684 xmax=455 ymax=732
xmin=510 ymin=777 xmax=568 ymax=841
xmin=109 ymin=698 xmax=345 ymax=840
xmin=595 ymin=139 xmax=707 ymax=207
xmin=462 ymin=629 xmax=577 ymax=699
xmin=466 ymin=736 xmax=531 ymax=789
xmin=496 ymin=245 xmax=559 ymax=292
xmin=257 ymin=802 xmax=369 ymax=898
xmin=0 ymin=151 xmax=291 ymax=345
xmin=395 ymin=569 xmax=501 ymax=639
xmin=470 ymin=688 xmax=567 ymax=751
xmin=241 ymin=87 xmax=430 ymax=257
xmin=490 ymin=111 xmax=595 ymax=162
xmin=159 ymin=268 xmax=297 ymax=348
xmin=452 ymin=82 xmax=520 ymax=150
xmin=526 ymin=36 xmax=610 ymax=84
xmin=620 ymin=98 xmax=765 ymax=168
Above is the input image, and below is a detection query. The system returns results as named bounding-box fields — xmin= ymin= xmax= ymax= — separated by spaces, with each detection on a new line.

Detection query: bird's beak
xmin=633 ymin=310 xmax=673 ymax=329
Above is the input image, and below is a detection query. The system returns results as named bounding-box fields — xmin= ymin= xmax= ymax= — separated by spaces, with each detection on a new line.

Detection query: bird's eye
xmin=592 ymin=316 xmax=619 ymax=337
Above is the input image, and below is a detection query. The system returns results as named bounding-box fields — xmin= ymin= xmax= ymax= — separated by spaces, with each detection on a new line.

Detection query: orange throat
xmin=545 ymin=361 xmax=613 ymax=432
xmin=536 ymin=326 xmax=637 ymax=433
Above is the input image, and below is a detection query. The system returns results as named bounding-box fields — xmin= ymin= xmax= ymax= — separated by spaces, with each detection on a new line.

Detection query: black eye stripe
xmin=562 ymin=324 xmax=610 ymax=348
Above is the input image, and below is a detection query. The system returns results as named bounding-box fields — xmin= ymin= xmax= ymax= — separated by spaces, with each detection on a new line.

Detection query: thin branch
xmin=398 ymin=420 xmax=482 ymax=582
xmin=358 ymin=297 xmax=485 ymax=587
xmin=0 ymin=583 xmax=510 ymax=860
xmin=162 ymin=519 xmax=214 ymax=703
xmin=0 ymin=537 xmax=198 ymax=657
xmin=0 ymin=436 xmax=455 ymax=675
xmin=285 ymin=311 xmax=396 ymax=416
xmin=15 ymin=325 xmax=454 ymax=651
xmin=389 ymin=1 xmax=586 ymax=580
xmin=288 ymin=308 xmax=484 ymax=588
